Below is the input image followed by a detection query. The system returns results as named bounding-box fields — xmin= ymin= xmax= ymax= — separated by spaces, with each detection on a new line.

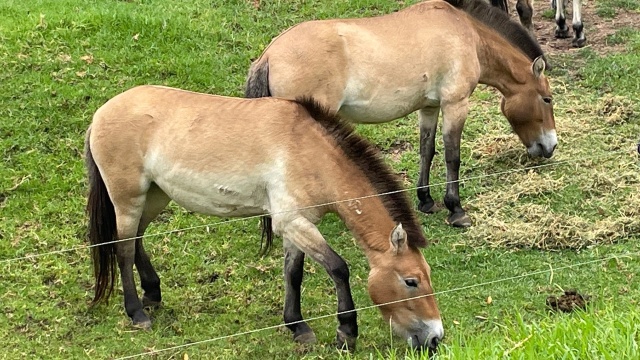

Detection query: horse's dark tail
xmin=245 ymin=59 xmax=274 ymax=255
xmin=244 ymin=60 xmax=271 ymax=98
xmin=258 ymin=215 xmax=273 ymax=256
xmin=85 ymin=127 xmax=118 ymax=304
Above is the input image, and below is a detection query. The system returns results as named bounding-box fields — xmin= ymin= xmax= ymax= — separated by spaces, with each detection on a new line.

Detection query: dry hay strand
xmin=464 ymin=167 xmax=640 ymax=250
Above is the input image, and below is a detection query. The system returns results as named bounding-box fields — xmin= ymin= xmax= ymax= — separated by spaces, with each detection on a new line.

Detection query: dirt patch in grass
xmin=547 ymin=289 xmax=590 ymax=312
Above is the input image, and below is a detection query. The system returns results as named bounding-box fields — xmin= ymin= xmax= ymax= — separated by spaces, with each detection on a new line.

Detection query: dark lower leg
xmin=516 ymin=0 xmax=534 ymax=32
xmin=572 ymin=21 xmax=586 ymax=47
xmin=417 ymin=108 xmax=439 ymax=214
xmin=283 ymin=245 xmax=315 ymax=343
xmin=117 ymin=243 xmax=149 ymax=328
xmin=134 ymin=238 xmax=161 ymax=307
xmin=443 ymin=132 xmax=471 ymax=227
xmin=320 ymin=248 xmax=357 ymax=350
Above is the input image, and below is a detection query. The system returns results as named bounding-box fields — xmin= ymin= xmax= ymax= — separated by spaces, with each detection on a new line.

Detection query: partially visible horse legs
xmin=135 ymin=184 xmax=170 ymax=308
xmin=115 ymin=183 xmax=170 ymax=329
xmin=490 ymin=0 xmax=534 ymax=34
xmin=516 ymin=0 xmax=534 ymax=33
xmin=283 ymin=240 xmax=316 ymax=344
xmin=441 ymin=101 xmax=472 ymax=228
xmin=554 ymin=0 xmax=586 ymax=47
xmin=417 ymin=107 xmax=441 ymax=214
xmin=275 ymin=216 xmax=358 ymax=350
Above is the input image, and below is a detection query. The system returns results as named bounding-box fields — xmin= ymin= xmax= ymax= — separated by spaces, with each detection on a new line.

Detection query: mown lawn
xmin=1 ymin=0 xmax=639 ymax=359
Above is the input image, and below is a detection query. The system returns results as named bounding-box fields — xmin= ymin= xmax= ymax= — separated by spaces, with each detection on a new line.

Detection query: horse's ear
xmin=532 ymin=56 xmax=546 ymax=78
xmin=390 ymin=223 xmax=408 ymax=255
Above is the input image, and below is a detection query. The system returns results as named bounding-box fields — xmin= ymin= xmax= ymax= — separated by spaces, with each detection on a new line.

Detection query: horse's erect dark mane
xmin=297 ymin=97 xmax=427 ymax=249
xmin=442 ymin=0 xmax=547 ymax=65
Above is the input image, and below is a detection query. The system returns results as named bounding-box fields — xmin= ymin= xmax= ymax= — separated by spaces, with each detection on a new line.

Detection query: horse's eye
xmin=543 ymin=97 xmax=552 ymax=104
xmin=404 ymin=279 xmax=419 ymax=288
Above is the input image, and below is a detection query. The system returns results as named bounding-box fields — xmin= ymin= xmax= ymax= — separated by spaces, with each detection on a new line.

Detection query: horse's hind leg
xmin=441 ymin=100 xmax=472 ymax=228
xmin=135 ymin=183 xmax=171 ymax=308
xmin=113 ymin=196 xmax=150 ymax=328
xmin=571 ymin=0 xmax=586 ymax=47
xmin=417 ymin=107 xmax=441 ymax=214
xmin=516 ymin=0 xmax=534 ymax=33
xmin=555 ymin=0 xmax=571 ymax=38
xmin=283 ymin=240 xmax=316 ymax=344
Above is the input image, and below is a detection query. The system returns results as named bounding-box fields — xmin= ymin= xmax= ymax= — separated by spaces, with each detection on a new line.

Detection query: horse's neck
xmin=329 ymin=180 xmax=395 ymax=253
xmin=474 ymin=24 xmax=531 ymax=97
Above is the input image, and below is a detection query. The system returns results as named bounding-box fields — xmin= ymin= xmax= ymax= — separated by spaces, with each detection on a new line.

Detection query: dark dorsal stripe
xmin=443 ymin=0 xmax=548 ymax=65
xmin=298 ymin=97 xmax=427 ymax=249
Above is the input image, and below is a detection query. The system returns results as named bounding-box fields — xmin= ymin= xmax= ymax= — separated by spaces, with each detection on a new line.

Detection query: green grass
xmin=1 ymin=0 xmax=640 ymax=359
xmin=596 ymin=0 xmax=640 ymax=17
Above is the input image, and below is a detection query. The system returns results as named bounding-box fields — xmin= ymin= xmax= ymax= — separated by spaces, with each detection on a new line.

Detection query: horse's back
xmin=88 ymin=86 xmax=338 ymax=217
xmin=253 ymin=1 xmax=481 ymax=122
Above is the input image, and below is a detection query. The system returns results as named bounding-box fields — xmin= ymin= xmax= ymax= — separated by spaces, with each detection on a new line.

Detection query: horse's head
xmin=501 ymin=56 xmax=557 ymax=158
xmin=367 ymin=224 xmax=443 ymax=353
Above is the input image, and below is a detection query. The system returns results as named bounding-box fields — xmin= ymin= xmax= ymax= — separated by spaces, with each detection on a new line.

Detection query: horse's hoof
xmin=555 ymin=27 xmax=570 ymax=39
xmin=418 ymin=201 xmax=441 ymax=214
xmin=336 ymin=329 xmax=357 ymax=352
xmin=572 ymin=36 xmax=587 ymax=48
xmin=294 ymin=331 xmax=317 ymax=344
xmin=142 ymin=296 xmax=162 ymax=309
xmin=447 ymin=213 xmax=472 ymax=228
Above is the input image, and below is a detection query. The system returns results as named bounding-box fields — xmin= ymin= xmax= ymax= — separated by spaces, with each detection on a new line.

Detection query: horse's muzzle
xmin=528 ymin=130 xmax=558 ymax=158
xmin=406 ymin=319 xmax=444 ymax=353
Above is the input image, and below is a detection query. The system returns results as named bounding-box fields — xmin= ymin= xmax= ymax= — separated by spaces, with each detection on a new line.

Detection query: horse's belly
xmin=153 ymin=170 xmax=269 ymax=218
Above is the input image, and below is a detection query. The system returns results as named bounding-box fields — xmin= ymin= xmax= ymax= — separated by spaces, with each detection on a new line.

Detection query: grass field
xmin=1 ymin=0 xmax=639 ymax=359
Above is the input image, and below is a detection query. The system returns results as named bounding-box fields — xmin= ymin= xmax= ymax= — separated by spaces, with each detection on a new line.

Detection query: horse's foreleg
xmin=277 ymin=216 xmax=357 ymax=351
xmin=555 ymin=0 xmax=571 ymax=38
xmin=516 ymin=0 xmax=534 ymax=33
xmin=282 ymin=240 xmax=316 ymax=344
xmin=417 ymin=107 xmax=441 ymax=214
xmin=572 ymin=0 xmax=586 ymax=47
xmin=441 ymin=101 xmax=472 ymax=228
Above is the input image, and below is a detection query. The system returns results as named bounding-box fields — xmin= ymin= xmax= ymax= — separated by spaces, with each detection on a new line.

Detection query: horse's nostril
xmin=428 ymin=335 xmax=440 ymax=350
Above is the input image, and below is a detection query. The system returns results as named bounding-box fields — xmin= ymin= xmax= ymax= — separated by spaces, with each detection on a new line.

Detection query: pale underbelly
xmin=153 ymin=173 xmax=270 ymax=218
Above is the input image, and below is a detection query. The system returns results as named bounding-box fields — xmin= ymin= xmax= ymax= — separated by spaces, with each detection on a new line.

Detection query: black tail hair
xmin=244 ymin=60 xmax=271 ymax=98
xmin=85 ymin=128 xmax=118 ymax=304
xmin=246 ymin=60 xmax=274 ymax=255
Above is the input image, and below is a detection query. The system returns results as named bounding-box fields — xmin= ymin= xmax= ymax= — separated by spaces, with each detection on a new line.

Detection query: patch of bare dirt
xmin=546 ymin=289 xmax=590 ymax=312
xmin=508 ymin=0 xmax=640 ymax=55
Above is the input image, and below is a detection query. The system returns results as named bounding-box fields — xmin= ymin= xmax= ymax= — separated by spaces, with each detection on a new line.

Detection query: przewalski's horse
xmin=86 ymin=86 xmax=444 ymax=352
xmin=245 ymin=0 xmax=557 ymax=228
xmin=553 ymin=0 xmax=586 ymax=47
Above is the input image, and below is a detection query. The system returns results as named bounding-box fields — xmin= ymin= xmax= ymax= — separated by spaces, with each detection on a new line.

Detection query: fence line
xmin=1 ymin=149 xmax=630 ymax=265
xmin=114 ymin=250 xmax=639 ymax=359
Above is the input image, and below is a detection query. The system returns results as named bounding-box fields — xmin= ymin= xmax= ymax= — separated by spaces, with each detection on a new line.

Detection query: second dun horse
xmin=245 ymin=0 xmax=557 ymax=227
xmin=86 ymin=86 xmax=444 ymax=352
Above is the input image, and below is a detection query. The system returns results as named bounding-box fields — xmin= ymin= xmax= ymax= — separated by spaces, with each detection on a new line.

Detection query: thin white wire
xmin=114 ymin=250 xmax=640 ymax=360
xmin=0 ymin=149 xmax=629 ymax=264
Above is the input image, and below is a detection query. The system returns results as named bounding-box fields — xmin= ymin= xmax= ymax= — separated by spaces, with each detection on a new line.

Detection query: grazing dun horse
xmin=245 ymin=0 xmax=557 ymax=227
xmin=86 ymin=86 xmax=444 ymax=351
